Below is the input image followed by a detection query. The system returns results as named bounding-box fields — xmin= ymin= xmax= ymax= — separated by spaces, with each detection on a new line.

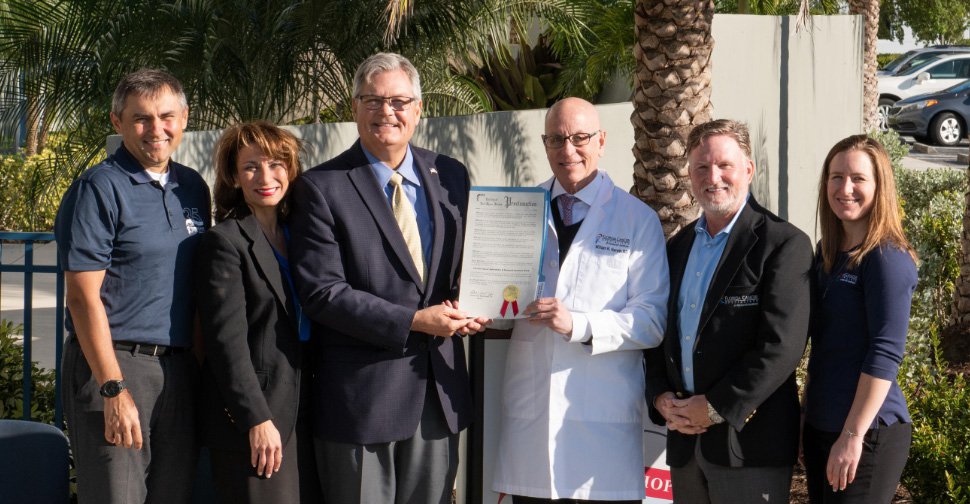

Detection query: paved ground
xmin=899 ymin=136 xmax=968 ymax=171
xmin=1 ymin=241 xmax=60 ymax=370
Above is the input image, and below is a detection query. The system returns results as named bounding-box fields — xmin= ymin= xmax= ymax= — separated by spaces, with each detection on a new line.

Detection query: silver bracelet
xmin=842 ymin=428 xmax=861 ymax=438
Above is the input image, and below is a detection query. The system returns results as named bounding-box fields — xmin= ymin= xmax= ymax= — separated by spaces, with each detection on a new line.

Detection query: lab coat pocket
xmin=502 ymin=339 xmax=538 ymax=419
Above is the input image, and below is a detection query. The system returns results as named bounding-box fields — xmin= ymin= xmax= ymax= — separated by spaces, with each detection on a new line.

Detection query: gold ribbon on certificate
xmin=500 ymin=284 xmax=520 ymax=317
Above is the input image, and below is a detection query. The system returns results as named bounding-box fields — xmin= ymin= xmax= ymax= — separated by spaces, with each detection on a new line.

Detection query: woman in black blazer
xmin=195 ymin=121 xmax=318 ymax=503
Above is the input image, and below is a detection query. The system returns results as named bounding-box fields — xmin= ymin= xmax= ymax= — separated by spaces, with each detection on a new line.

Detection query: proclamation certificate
xmin=458 ymin=186 xmax=549 ymax=319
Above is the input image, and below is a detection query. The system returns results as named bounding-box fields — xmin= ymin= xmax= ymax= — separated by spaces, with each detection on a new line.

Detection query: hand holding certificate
xmin=458 ymin=187 xmax=549 ymax=319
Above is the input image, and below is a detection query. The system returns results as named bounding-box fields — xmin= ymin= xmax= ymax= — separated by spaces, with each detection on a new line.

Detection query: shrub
xmin=888 ymin=138 xmax=970 ymax=500
xmin=878 ymin=53 xmax=902 ymax=70
xmin=0 ymin=319 xmax=57 ymax=424
xmin=0 ymin=134 xmax=79 ymax=232
xmin=902 ymin=349 xmax=970 ymax=503
xmin=896 ymin=167 xmax=964 ymax=325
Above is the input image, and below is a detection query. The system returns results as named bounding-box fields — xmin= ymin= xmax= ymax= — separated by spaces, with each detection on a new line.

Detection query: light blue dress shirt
xmin=363 ymin=145 xmax=433 ymax=268
xmin=678 ymin=200 xmax=747 ymax=393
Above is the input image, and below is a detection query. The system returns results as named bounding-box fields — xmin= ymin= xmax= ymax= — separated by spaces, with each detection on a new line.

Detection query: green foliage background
xmin=872 ymin=129 xmax=970 ymax=502
xmin=0 ymin=320 xmax=56 ymax=424
xmin=0 ymin=134 xmax=82 ymax=231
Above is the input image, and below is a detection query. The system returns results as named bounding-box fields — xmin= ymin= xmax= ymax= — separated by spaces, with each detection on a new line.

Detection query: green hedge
xmin=879 ymin=53 xmax=902 ymax=70
xmin=0 ymin=135 xmax=79 ymax=232
xmin=0 ymin=320 xmax=56 ymax=424
xmin=880 ymin=127 xmax=970 ymax=501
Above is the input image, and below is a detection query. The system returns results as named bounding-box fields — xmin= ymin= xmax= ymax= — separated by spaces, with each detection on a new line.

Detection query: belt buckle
xmin=152 ymin=345 xmax=159 ymax=357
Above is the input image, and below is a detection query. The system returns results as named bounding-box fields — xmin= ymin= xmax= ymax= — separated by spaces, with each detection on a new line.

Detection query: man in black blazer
xmin=289 ymin=52 xmax=487 ymax=504
xmin=645 ymin=119 xmax=812 ymax=503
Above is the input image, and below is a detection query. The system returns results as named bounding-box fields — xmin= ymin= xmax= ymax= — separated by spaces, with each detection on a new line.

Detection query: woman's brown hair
xmin=816 ymin=134 xmax=916 ymax=273
xmin=212 ymin=121 xmax=304 ymax=222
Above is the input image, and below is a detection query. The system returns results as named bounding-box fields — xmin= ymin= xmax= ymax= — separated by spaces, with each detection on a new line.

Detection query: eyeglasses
xmin=541 ymin=130 xmax=600 ymax=149
xmin=356 ymin=95 xmax=417 ymax=111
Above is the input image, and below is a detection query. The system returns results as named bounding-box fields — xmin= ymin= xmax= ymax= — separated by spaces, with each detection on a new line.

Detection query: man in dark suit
xmin=645 ymin=119 xmax=812 ymax=503
xmin=289 ymin=52 xmax=487 ymax=504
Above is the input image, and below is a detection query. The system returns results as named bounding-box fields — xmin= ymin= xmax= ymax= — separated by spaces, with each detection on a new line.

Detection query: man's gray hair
xmin=352 ymin=52 xmax=422 ymax=101
xmin=111 ymin=69 xmax=187 ymax=117
xmin=687 ymin=119 xmax=752 ymax=159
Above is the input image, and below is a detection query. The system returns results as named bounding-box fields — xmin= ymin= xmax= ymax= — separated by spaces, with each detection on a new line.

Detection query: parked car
xmin=889 ymin=79 xmax=970 ymax=146
xmin=878 ymin=53 xmax=970 ymax=130
xmin=879 ymin=46 xmax=970 ymax=76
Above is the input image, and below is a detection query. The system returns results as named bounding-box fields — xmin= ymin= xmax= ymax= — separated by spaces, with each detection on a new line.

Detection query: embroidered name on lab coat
xmin=594 ymin=233 xmax=631 ymax=253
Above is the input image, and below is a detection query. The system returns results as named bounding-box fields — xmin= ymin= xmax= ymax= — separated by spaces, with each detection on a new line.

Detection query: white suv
xmin=878 ymin=53 xmax=970 ymax=130
xmin=879 ymin=46 xmax=970 ymax=76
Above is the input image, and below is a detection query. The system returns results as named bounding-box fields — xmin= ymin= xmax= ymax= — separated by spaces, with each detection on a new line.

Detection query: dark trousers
xmin=803 ymin=421 xmax=911 ymax=504
xmin=314 ymin=383 xmax=458 ymax=504
xmin=209 ymin=416 xmax=319 ymax=504
xmin=669 ymin=439 xmax=793 ymax=504
xmin=62 ymin=336 xmax=199 ymax=504
xmin=512 ymin=496 xmax=641 ymax=504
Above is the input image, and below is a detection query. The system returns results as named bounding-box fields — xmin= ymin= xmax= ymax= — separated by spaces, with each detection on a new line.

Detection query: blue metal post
xmin=0 ymin=232 xmax=60 ymax=424
xmin=22 ymin=241 xmax=34 ymax=420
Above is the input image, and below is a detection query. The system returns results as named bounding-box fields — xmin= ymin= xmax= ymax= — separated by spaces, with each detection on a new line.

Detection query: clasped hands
xmin=654 ymin=391 xmax=714 ymax=435
xmin=412 ymin=300 xmax=491 ymax=337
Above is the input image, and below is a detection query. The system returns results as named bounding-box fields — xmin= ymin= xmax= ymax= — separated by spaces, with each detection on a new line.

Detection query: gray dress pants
xmin=62 ymin=337 xmax=199 ymax=504
xmin=314 ymin=382 xmax=459 ymax=504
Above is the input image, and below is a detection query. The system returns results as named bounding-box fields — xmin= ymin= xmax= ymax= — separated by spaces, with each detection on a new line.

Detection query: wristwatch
xmin=99 ymin=379 xmax=127 ymax=398
xmin=707 ymin=401 xmax=725 ymax=424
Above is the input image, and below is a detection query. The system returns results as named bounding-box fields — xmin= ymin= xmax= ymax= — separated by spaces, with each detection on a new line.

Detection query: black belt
xmin=113 ymin=340 xmax=187 ymax=357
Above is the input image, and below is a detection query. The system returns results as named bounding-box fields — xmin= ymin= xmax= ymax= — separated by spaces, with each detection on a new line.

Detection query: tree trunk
xmin=24 ymin=93 xmax=40 ymax=156
xmin=849 ymin=0 xmax=880 ymax=132
xmin=631 ymin=0 xmax=713 ymax=238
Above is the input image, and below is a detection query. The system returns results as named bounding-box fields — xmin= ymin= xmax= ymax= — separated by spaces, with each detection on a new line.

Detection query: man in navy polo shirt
xmin=55 ymin=69 xmax=210 ymax=504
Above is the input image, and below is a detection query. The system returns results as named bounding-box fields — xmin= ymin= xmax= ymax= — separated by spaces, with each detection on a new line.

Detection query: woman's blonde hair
xmin=816 ymin=134 xmax=916 ymax=272
xmin=213 ymin=121 xmax=304 ymax=223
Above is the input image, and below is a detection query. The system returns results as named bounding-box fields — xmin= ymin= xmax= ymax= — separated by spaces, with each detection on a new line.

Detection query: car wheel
xmin=930 ymin=112 xmax=964 ymax=147
xmin=878 ymin=98 xmax=896 ymax=132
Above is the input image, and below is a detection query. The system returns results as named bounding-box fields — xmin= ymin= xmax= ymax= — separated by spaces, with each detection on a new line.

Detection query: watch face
xmin=100 ymin=380 xmax=125 ymax=398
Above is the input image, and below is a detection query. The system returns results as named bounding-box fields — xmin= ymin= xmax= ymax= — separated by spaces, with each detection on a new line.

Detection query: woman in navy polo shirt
xmin=802 ymin=134 xmax=917 ymax=503
xmin=195 ymin=122 xmax=318 ymax=503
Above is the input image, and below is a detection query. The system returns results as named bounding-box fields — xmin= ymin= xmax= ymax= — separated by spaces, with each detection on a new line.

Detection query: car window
xmin=897 ymin=52 xmax=943 ymax=73
xmin=899 ymin=55 xmax=943 ymax=75
xmin=927 ymin=58 xmax=970 ymax=78
xmin=883 ymin=50 xmax=919 ymax=72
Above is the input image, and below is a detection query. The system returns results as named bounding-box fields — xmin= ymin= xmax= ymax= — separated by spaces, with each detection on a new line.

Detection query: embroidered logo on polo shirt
xmin=720 ymin=294 xmax=759 ymax=307
xmin=838 ymin=273 xmax=858 ymax=285
xmin=594 ymin=233 xmax=631 ymax=253
xmin=184 ymin=207 xmax=205 ymax=236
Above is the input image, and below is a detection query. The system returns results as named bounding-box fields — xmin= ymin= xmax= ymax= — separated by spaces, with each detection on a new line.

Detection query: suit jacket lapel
xmin=345 ymin=142 xmax=426 ymax=289
xmin=238 ymin=214 xmax=292 ymax=318
xmin=697 ymin=199 xmax=761 ymax=335
xmin=413 ymin=150 xmax=442 ymax=296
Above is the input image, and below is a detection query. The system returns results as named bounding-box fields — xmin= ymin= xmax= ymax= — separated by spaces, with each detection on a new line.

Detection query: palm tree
xmin=0 ymin=0 xmax=584 ymax=182
xmin=631 ymin=0 xmax=714 ymax=237
xmin=849 ymin=0 xmax=880 ymax=132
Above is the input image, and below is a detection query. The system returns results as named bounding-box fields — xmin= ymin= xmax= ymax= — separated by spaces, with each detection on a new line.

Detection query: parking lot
xmin=900 ymin=136 xmax=968 ymax=170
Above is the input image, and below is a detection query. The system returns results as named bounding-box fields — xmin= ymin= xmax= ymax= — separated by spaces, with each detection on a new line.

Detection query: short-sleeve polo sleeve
xmin=56 ymin=174 xmax=118 ymax=271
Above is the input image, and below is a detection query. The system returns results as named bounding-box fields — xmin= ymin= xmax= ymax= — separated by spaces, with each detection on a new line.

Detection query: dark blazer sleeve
xmin=706 ymin=228 xmax=813 ymax=428
xmin=195 ymin=229 xmax=273 ymax=431
xmin=289 ymin=174 xmax=415 ymax=352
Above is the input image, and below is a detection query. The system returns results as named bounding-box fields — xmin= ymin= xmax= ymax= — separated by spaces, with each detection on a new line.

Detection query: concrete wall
xmin=709 ymin=14 xmax=863 ymax=236
xmin=116 ymin=15 xmax=862 ymax=241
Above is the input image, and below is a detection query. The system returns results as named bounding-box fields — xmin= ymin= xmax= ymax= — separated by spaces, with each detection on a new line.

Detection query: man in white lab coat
xmin=492 ymin=97 xmax=670 ymax=503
